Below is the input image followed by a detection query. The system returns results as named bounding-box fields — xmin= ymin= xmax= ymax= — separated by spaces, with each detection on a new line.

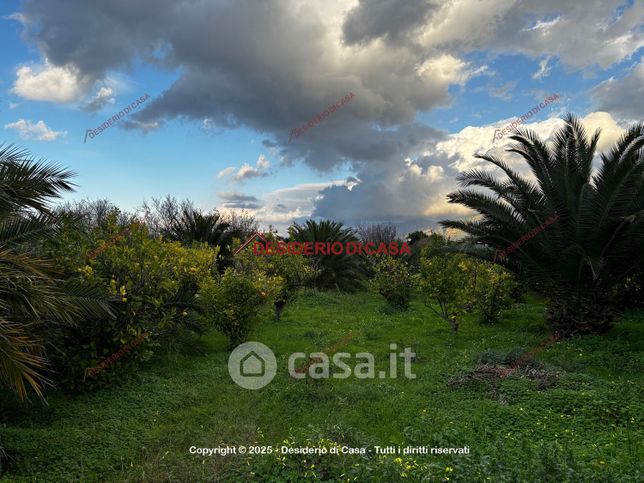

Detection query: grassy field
xmin=1 ymin=290 xmax=642 ymax=481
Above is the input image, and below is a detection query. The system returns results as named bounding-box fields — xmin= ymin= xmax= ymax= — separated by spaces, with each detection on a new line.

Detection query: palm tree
xmin=289 ymin=219 xmax=366 ymax=291
xmin=440 ymin=115 xmax=644 ymax=337
xmin=0 ymin=144 xmax=112 ymax=400
xmin=165 ymin=206 xmax=231 ymax=246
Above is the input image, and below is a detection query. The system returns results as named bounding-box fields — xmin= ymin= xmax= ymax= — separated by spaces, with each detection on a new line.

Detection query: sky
xmin=0 ymin=0 xmax=642 ymax=235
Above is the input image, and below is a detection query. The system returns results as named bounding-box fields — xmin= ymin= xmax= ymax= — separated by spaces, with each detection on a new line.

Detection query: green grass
xmin=1 ymin=290 xmax=642 ymax=481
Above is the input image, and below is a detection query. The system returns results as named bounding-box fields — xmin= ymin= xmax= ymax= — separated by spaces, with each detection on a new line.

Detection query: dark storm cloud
xmin=591 ymin=61 xmax=644 ymax=121
xmin=342 ymin=0 xmax=438 ymax=45
xmin=19 ymin=0 xmax=456 ymax=172
xmin=218 ymin=192 xmax=261 ymax=210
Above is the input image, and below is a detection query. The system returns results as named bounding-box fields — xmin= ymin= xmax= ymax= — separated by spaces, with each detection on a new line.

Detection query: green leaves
xmin=0 ymin=145 xmax=113 ymax=400
xmin=372 ymin=256 xmax=413 ymax=309
xmin=198 ymin=268 xmax=278 ymax=348
xmin=0 ymin=144 xmax=75 ymax=217
xmin=441 ymin=114 xmax=644 ymax=335
xmin=289 ymin=220 xmax=366 ymax=292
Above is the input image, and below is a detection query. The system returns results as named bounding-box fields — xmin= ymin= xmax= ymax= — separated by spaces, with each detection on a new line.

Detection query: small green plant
xmin=471 ymin=262 xmax=517 ymax=324
xmin=417 ymin=239 xmax=472 ymax=333
xmin=372 ymin=256 xmax=413 ymax=309
xmin=234 ymin=234 xmax=316 ymax=320
xmin=199 ymin=268 xmax=281 ymax=348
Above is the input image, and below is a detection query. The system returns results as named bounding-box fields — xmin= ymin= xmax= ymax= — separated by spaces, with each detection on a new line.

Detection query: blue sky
xmin=1 ymin=0 xmax=642 ymax=234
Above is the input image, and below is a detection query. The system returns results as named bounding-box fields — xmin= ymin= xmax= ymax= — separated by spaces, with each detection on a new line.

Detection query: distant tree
xmin=57 ymin=198 xmax=128 ymax=230
xmin=289 ymin=219 xmax=366 ymax=292
xmin=406 ymin=230 xmax=429 ymax=245
xmin=357 ymin=223 xmax=398 ymax=245
xmin=164 ymin=206 xmax=231 ymax=248
xmin=222 ymin=210 xmax=260 ymax=240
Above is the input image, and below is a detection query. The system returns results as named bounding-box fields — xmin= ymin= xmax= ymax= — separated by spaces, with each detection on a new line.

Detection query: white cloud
xmin=218 ymin=154 xmax=272 ymax=182
xmin=579 ymin=111 xmax=625 ymax=153
xmin=12 ymin=62 xmax=88 ymax=103
xmin=4 ymin=118 xmax=66 ymax=141
xmin=416 ymin=54 xmax=486 ymax=87
xmin=532 ymin=58 xmax=552 ymax=79
xmin=81 ymin=86 xmax=115 ymax=112
xmin=417 ymin=0 xmax=644 ymax=70
xmin=2 ymin=12 xmax=26 ymax=23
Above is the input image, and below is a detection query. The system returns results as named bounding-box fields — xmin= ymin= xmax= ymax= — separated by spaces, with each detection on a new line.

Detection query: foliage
xmin=46 ymin=221 xmax=217 ymax=390
xmin=614 ymin=267 xmax=644 ymax=309
xmin=155 ymin=202 xmax=232 ymax=271
xmin=470 ymin=261 xmax=518 ymax=324
xmin=221 ymin=209 xmax=259 ymax=241
xmin=441 ymin=115 xmax=644 ymax=336
xmin=0 ymin=144 xmax=113 ymax=400
xmin=198 ymin=268 xmax=280 ymax=348
xmin=372 ymin=256 xmax=414 ymax=309
xmin=234 ymin=235 xmax=316 ymax=320
xmin=406 ymin=230 xmax=430 ymax=245
xmin=56 ymin=198 xmax=129 ymax=231
xmin=405 ymin=230 xmax=437 ymax=270
xmin=289 ymin=219 xmax=366 ymax=292
xmin=416 ymin=237 xmax=472 ymax=333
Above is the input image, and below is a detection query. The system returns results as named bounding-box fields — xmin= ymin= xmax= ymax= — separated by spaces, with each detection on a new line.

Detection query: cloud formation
xmin=218 ymin=192 xmax=261 ymax=209
xmin=4 ymin=118 xmax=66 ymax=141
xmin=218 ymin=154 xmax=272 ymax=182
xmin=81 ymin=87 xmax=115 ymax=112
xmin=12 ymin=0 xmax=642 ymax=232
xmin=591 ymin=60 xmax=644 ymax=121
xmin=12 ymin=62 xmax=87 ymax=103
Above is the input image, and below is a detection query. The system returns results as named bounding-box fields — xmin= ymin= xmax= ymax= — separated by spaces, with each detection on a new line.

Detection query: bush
xmin=234 ymin=235 xmax=316 ymax=320
xmin=45 ymin=221 xmax=217 ymax=390
xmin=614 ymin=268 xmax=644 ymax=309
xmin=372 ymin=256 xmax=413 ymax=309
xmin=416 ymin=238 xmax=472 ymax=333
xmin=471 ymin=262 xmax=517 ymax=324
xmin=199 ymin=268 xmax=281 ymax=348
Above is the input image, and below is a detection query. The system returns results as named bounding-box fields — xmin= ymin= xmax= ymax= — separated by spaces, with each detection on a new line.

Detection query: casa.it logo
xmin=233 ymin=232 xmax=411 ymax=256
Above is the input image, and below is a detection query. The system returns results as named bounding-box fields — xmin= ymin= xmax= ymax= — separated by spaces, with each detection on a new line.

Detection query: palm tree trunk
xmin=545 ymin=290 xmax=615 ymax=337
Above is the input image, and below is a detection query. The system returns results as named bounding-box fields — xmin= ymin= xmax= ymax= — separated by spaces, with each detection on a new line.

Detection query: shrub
xmin=199 ymin=268 xmax=280 ymax=348
xmin=45 ymin=222 xmax=217 ymax=390
xmin=372 ymin=256 xmax=413 ymax=309
xmin=416 ymin=237 xmax=472 ymax=333
xmin=471 ymin=262 xmax=517 ymax=324
xmin=234 ymin=235 xmax=316 ymax=320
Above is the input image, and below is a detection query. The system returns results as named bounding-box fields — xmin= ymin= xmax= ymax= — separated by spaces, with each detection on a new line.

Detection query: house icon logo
xmin=228 ymin=341 xmax=277 ymax=389
xmin=240 ymin=350 xmax=265 ymax=377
